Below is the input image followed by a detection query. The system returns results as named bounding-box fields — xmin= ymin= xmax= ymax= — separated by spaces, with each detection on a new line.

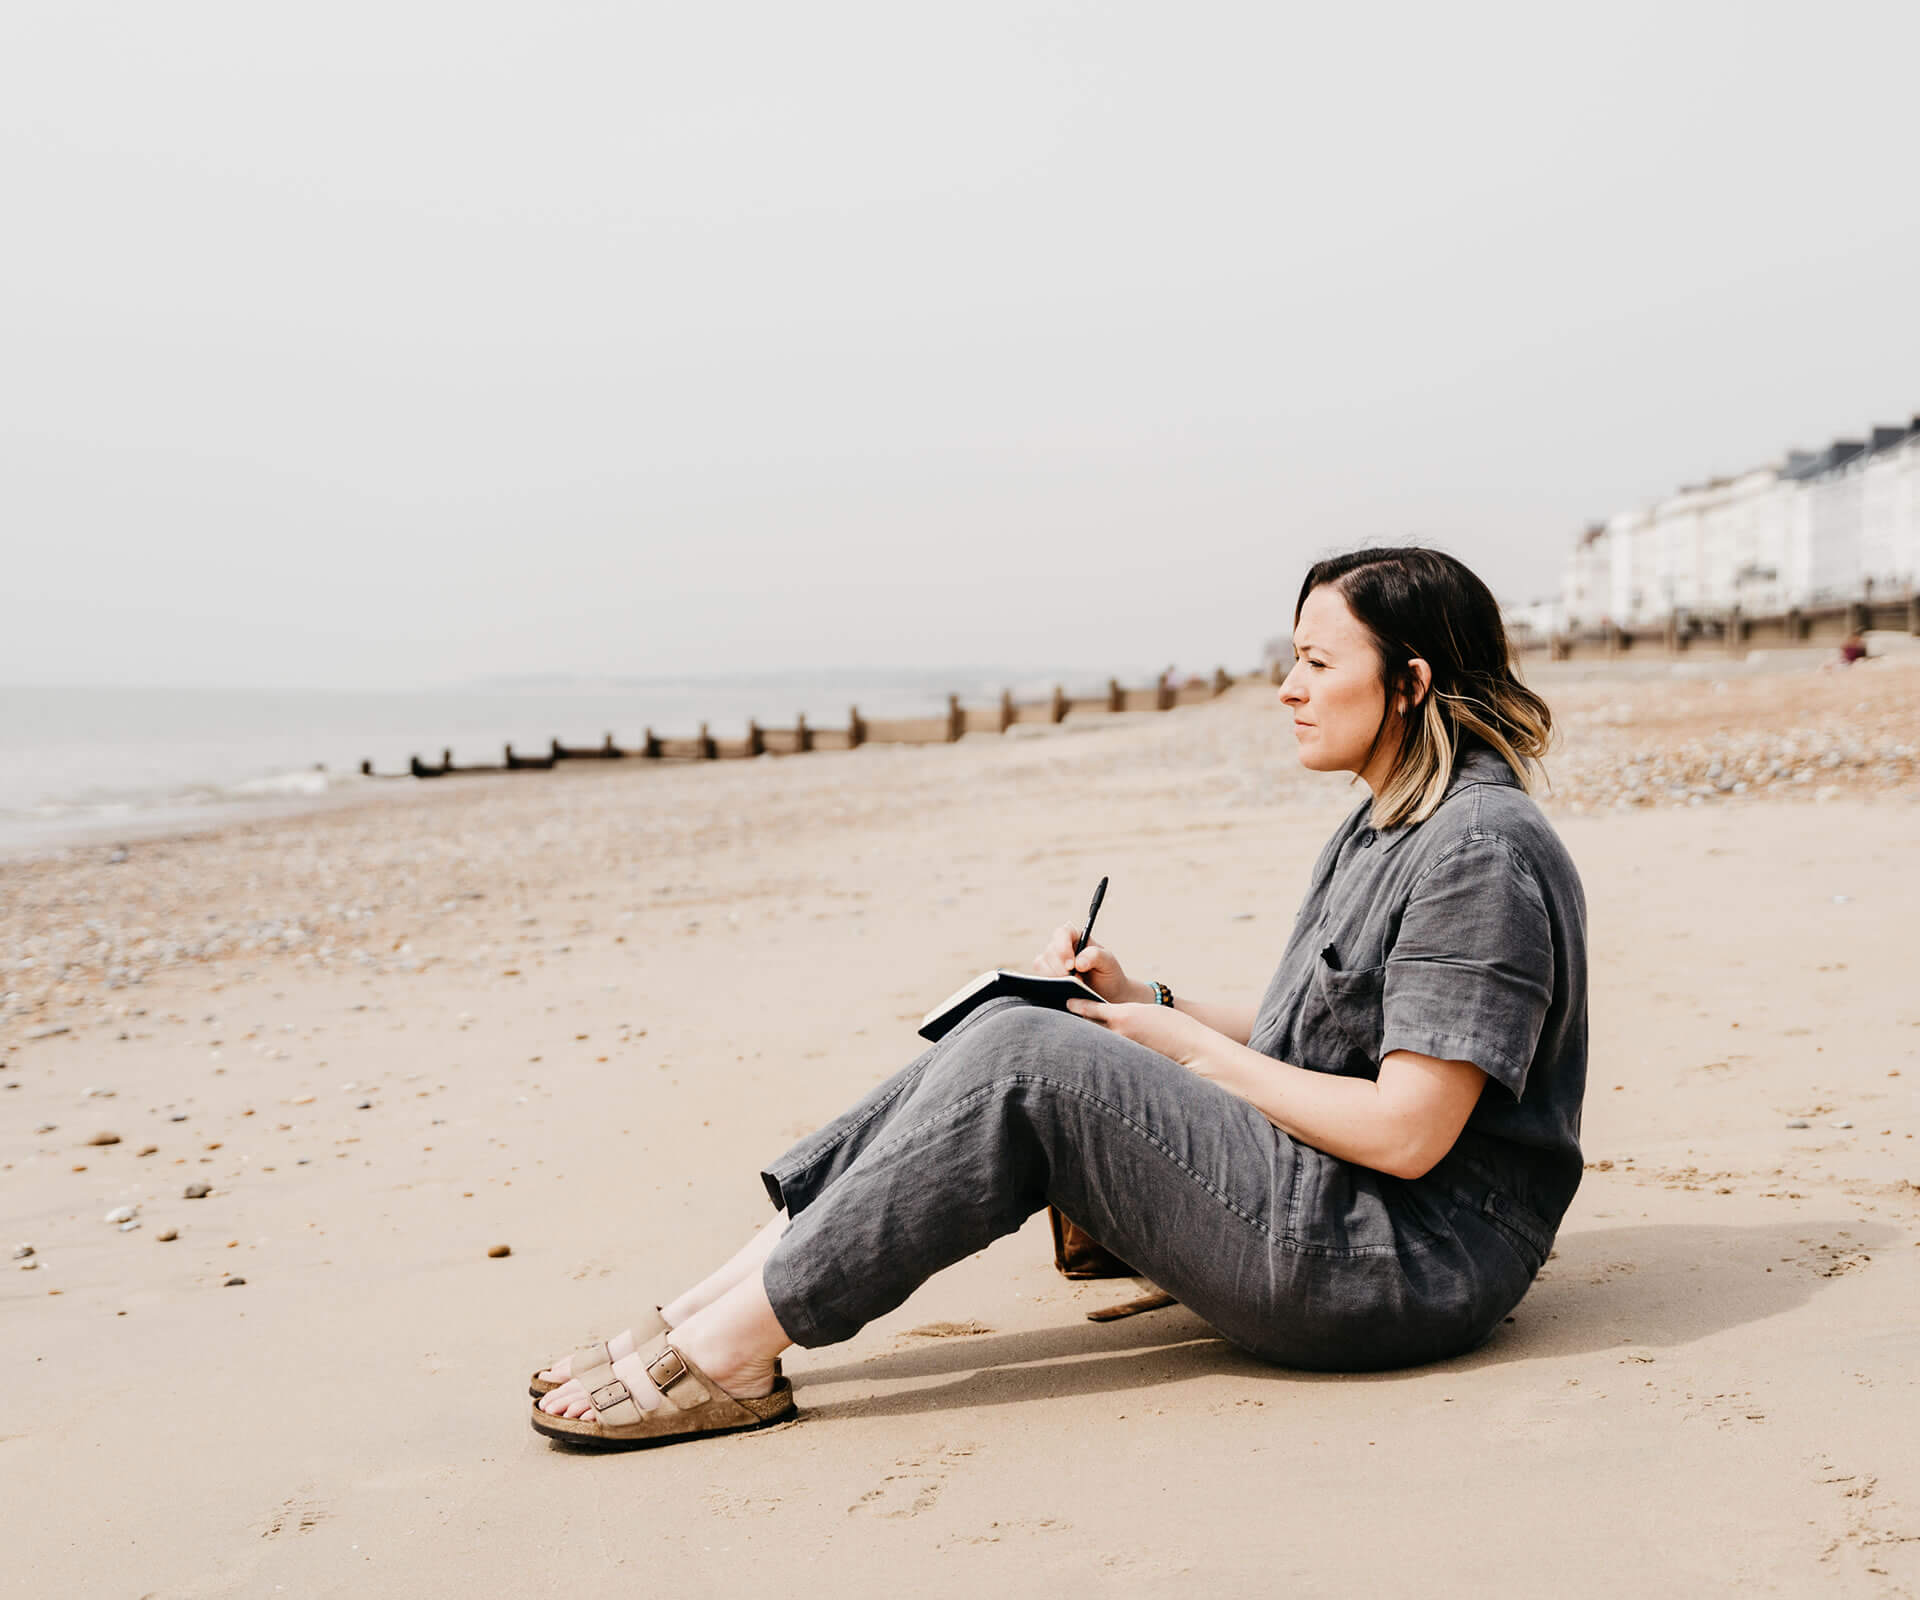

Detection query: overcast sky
xmin=5 ymin=1 xmax=1918 ymax=690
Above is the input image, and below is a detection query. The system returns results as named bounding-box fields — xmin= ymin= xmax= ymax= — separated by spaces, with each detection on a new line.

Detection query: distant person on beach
xmin=1824 ymin=630 xmax=1869 ymax=670
xmin=530 ymin=546 xmax=1588 ymax=1449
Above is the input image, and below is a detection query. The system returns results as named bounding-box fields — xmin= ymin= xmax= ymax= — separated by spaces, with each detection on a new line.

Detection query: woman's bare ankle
xmin=670 ymin=1276 xmax=791 ymax=1400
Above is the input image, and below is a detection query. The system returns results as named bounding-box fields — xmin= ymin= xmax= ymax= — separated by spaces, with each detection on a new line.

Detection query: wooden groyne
xmin=364 ymin=667 xmax=1243 ymax=780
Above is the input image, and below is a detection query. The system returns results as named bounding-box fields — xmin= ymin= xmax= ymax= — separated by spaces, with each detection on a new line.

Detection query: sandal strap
xmin=567 ymin=1341 xmax=614 ymax=1388
xmin=639 ymin=1337 xmax=713 ymax=1411
xmin=586 ymin=1376 xmax=645 ymax=1426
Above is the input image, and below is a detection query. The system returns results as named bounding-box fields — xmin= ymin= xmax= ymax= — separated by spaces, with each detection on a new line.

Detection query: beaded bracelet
xmin=1150 ymin=980 xmax=1174 ymax=1008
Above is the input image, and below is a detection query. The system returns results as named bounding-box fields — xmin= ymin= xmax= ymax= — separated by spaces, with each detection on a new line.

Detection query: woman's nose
xmin=1277 ymin=668 xmax=1305 ymax=706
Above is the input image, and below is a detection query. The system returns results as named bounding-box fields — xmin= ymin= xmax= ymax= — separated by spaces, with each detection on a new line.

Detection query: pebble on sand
xmin=222 ymin=1275 xmax=246 ymax=1287
xmin=1786 ymin=1119 xmax=1810 ymax=1129
xmin=25 ymin=1025 xmax=70 ymax=1040
xmin=183 ymin=1182 xmax=212 ymax=1199
xmin=87 ymin=1131 xmax=122 ymax=1146
xmin=137 ymin=1144 xmax=158 ymax=1157
xmin=104 ymin=1205 xmax=138 ymax=1224
xmin=11 ymin=1244 xmax=32 ymax=1260
xmin=156 ymin=1229 xmax=178 ymax=1242
xmin=487 ymin=1244 xmax=512 ymax=1258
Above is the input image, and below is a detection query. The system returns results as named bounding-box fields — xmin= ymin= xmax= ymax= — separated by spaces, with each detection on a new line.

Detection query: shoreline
xmin=6 ymin=637 xmax=1911 ymax=865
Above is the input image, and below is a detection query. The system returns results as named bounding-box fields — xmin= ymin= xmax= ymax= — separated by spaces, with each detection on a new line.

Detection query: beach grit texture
xmin=3 ymin=651 xmax=1919 ymax=1597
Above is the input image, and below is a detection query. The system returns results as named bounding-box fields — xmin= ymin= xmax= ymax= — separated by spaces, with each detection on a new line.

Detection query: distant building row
xmin=1519 ymin=414 xmax=1920 ymax=638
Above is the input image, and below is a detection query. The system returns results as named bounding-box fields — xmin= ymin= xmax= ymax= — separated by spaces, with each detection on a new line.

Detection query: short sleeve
xmin=1379 ymin=836 xmax=1553 ymax=1098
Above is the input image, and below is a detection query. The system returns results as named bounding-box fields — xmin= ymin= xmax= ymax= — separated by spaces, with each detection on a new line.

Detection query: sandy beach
xmin=5 ymin=652 xmax=1919 ymax=1598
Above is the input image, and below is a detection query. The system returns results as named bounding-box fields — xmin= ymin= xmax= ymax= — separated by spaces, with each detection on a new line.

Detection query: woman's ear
xmin=1403 ymin=658 xmax=1433 ymax=713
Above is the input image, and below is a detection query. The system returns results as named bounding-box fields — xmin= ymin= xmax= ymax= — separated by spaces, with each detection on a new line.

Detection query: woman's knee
xmin=918 ymin=1006 xmax=1116 ymax=1110
xmin=937 ymin=1002 xmax=1082 ymax=1069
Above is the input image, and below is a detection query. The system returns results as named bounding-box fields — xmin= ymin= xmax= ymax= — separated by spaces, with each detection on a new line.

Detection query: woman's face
xmin=1278 ymin=585 xmax=1392 ymax=780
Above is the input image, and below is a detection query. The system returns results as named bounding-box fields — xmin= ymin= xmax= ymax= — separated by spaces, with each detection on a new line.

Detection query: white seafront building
xmin=1525 ymin=415 xmax=1920 ymax=636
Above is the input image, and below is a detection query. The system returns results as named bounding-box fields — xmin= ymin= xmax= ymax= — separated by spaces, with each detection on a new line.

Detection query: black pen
xmin=1072 ymin=876 xmax=1109 ymax=964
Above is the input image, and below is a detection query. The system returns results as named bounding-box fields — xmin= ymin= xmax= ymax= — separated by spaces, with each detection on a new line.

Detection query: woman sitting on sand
xmin=531 ymin=545 xmax=1588 ymax=1447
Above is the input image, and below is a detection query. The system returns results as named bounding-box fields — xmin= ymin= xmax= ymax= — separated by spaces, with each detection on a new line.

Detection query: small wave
xmin=226 ymin=769 xmax=348 ymax=799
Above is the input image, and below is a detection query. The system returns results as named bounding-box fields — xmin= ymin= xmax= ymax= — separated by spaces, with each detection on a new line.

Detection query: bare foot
xmin=538 ymin=1279 xmax=786 ymax=1420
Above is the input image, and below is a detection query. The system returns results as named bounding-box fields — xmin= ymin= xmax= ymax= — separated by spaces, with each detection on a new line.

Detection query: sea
xmin=0 ymin=668 xmax=1135 ymax=857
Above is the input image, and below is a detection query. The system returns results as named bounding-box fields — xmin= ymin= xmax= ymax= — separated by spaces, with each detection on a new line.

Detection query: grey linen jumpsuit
xmin=760 ymin=744 xmax=1588 ymax=1371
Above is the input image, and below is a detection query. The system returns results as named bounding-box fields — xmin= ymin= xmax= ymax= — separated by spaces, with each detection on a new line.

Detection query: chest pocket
xmin=1295 ymin=948 xmax=1386 ymax=1078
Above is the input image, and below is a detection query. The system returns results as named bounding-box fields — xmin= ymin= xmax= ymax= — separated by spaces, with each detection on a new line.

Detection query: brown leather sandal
xmin=530 ymin=1333 xmax=794 ymax=1451
xmin=528 ymin=1308 xmax=668 ymax=1399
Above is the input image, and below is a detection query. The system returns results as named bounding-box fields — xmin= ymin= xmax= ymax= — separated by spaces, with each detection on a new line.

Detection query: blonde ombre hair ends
xmin=1294 ymin=547 xmax=1552 ymax=830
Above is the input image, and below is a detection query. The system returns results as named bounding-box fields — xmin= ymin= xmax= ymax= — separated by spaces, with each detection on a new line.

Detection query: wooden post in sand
xmin=999 ymin=689 xmax=1014 ymax=732
xmin=642 ymin=727 xmax=661 ymax=759
xmin=1786 ymin=606 xmax=1804 ymax=642
xmin=848 ymin=706 xmax=866 ymax=748
xmin=697 ymin=722 xmax=716 ymax=760
xmin=1213 ymin=667 xmax=1232 ymax=696
xmin=945 ymin=694 xmax=964 ymax=742
xmin=796 ymin=713 xmax=812 ymax=753
xmin=1107 ymin=677 xmax=1123 ymax=713
xmin=746 ymin=720 xmax=765 ymax=757
xmin=361 ymin=759 xmax=373 ymax=776
xmin=1908 ymin=591 xmax=1920 ymax=636
xmin=1050 ymin=685 xmax=1067 ymax=723
xmin=1726 ymin=608 xmax=1744 ymax=657
xmin=1156 ymin=671 xmax=1174 ymax=711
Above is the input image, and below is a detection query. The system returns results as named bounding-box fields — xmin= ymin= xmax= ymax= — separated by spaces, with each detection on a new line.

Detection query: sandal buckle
xmin=647 ymin=1347 xmax=690 ymax=1393
xmin=589 ymin=1379 xmax=630 ymax=1412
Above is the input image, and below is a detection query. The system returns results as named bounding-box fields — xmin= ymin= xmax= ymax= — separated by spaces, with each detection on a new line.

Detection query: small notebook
xmin=918 ymin=970 xmax=1104 ymax=1042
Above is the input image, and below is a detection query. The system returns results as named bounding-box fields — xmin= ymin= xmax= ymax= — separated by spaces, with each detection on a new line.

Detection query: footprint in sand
xmin=847 ymin=1444 xmax=978 ymax=1519
xmin=260 ymin=1495 xmax=332 ymax=1539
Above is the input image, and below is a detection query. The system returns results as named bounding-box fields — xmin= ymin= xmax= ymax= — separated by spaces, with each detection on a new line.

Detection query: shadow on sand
xmin=786 ymin=1219 xmax=1898 ymax=1422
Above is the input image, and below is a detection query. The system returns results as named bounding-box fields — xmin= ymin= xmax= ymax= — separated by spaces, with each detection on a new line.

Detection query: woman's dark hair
xmin=1294 ymin=546 xmax=1552 ymax=827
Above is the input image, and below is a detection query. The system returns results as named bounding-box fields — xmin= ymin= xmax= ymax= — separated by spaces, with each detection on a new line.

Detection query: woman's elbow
xmin=1379 ymin=1145 xmax=1441 ymax=1182
xmin=1378 ymin=1120 xmax=1456 ymax=1181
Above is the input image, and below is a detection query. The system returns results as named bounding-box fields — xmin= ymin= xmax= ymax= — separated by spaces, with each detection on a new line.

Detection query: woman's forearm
xmin=1176 ymin=996 xmax=1259 ymax=1046
xmin=1189 ymin=1035 xmax=1474 ymax=1181
xmin=1149 ymin=989 xmax=1259 ymax=1046
xmin=1062 ymin=996 xmax=1483 ymax=1179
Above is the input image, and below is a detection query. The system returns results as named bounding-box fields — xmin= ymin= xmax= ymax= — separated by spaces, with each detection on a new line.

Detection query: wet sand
xmin=4 ymin=657 xmax=1919 ymax=1597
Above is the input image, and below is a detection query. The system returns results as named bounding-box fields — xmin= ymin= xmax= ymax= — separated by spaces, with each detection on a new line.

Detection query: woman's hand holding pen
xmin=1032 ymin=923 xmax=1145 ymax=1004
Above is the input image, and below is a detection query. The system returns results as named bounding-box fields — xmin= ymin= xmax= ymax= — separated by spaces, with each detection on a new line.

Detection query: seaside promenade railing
xmin=1525 ymin=591 xmax=1920 ymax=663
xmin=363 ymin=666 xmax=1248 ymax=780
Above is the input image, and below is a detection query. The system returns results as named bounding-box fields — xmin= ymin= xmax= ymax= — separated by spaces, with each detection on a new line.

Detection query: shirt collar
xmin=1369 ymin=742 xmax=1522 ymax=852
